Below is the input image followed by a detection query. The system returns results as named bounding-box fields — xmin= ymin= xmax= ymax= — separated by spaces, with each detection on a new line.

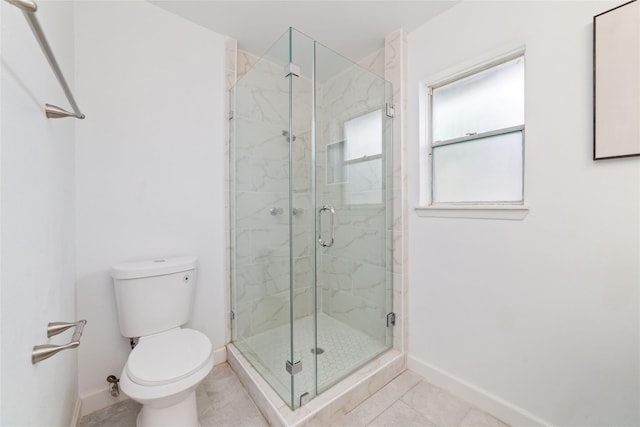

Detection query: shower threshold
xmin=228 ymin=332 xmax=404 ymax=426
xmin=235 ymin=314 xmax=388 ymax=404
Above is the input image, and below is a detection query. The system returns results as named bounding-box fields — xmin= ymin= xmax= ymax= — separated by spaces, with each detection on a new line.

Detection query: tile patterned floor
xmin=236 ymin=313 xmax=387 ymax=406
xmin=78 ymin=364 xmax=267 ymax=427
xmin=79 ymin=364 xmax=509 ymax=427
xmin=331 ymin=371 xmax=509 ymax=427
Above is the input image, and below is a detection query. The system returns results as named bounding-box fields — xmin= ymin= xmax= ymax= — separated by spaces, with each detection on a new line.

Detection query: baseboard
xmin=70 ymin=396 xmax=82 ymax=427
xmin=213 ymin=345 xmax=227 ymax=365
xmin=79 ymin=345 xmax=228 ymax=417
xmin=80 ymin=386 xmax=129 ymax=417
xmin=407 ymin=354 xmax=552 ymax=427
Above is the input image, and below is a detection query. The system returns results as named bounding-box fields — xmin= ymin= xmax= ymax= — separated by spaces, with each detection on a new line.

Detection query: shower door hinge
xmin=230 ymin=311 xmax=235 ymax=321
xmin=386 ymin=312 xmax=396 ymax=328
xmin=283 ymin=62 xmax=301 ymax=78
xmin=385 ymin=103 xmax=396 ymax=118
xmin=228 ymin=110 xmax=234 ymax=120
xmin=286 ymin=360 xmax=302 ymax=376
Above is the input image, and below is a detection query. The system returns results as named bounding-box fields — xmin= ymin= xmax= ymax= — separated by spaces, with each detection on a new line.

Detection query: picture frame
xmin=593 ymin=0 xmax=640 ymax=160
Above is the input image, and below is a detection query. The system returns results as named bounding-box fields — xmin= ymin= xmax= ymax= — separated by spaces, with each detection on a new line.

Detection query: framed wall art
xmin=593 ymin=0 xmax=640 ymax=160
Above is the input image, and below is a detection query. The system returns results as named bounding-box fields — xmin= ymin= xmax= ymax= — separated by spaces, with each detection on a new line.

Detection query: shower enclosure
xmin=229 ymin=28 xmax=393 ymax=409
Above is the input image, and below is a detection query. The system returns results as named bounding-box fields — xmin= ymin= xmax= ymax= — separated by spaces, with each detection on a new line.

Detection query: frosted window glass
xmin=432 ymin=132 xmax=523 ymax=203
xmin=432 ymin=57 xmax=524 ymax=142
xmin=344 ymin=110 xmax=381 ymax=160
xmin=345 ymin=159 xmax=382 ymax=204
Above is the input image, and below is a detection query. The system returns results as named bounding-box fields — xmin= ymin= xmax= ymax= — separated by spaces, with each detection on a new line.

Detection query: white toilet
xmin=111 ymin=256 xmax=213 ymax=427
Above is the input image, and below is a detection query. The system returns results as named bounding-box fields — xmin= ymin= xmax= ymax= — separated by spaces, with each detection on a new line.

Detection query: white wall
xmin=407 ymin=2 xmax=639 ymax=426
xmin=74 ymin=0 xmax=227 ymax=401
xmin=1 ymin=2 xmax=78 ymax=425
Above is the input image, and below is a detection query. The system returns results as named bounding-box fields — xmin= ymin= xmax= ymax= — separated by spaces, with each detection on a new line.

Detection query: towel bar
xmin=4 ymin=0 xmax=85 ymax=119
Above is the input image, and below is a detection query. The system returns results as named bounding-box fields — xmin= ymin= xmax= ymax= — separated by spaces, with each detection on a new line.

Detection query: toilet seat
xmin=126 ymin=328 xmax=212 ymax=386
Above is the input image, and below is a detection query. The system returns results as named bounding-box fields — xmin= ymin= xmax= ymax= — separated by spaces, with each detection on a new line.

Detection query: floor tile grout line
xmin=351 ymin=387 xmax=399 ymax=424
xmin=364 ymin=399 xmax=427 ymax=427
xmin=396 ymin=376 xmax=425 ymax=403
xmin=341 ymin=372 xmax=424 ymax=426
xmin=455 ymin=406 xmax=473 ymax=427
xmin=404 ymin=378 xmax=508 ymax=427
xmin=397 ymin=378 xmax=474 ymax=427
xmin=364 ymin=406 xmax=385 ymax=427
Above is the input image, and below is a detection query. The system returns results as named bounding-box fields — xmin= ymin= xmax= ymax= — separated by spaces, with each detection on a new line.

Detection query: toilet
xmin=111 ymin=256 xmax=213 ymax=427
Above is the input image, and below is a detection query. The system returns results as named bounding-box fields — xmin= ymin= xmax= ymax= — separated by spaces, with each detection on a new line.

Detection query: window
xmin=428 ymin=54 xmax=525 ymax=205
xmin=327 ymin=110 xmax=383 ymax=205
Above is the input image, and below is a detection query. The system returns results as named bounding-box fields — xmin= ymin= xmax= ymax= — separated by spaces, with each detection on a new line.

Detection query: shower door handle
xmin=318 ymin=205 xmax=335 ymax=248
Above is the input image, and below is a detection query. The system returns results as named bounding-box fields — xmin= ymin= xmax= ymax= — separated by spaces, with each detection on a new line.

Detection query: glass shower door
xmin=286 ymin=29 xmax=317 ymax=408
xmin=230 ymin=29 xmax=297 ymax=409
xmin=230 ymin=28 xmax=393 ymax=410
xmin=313 ymin=41 xmax=394 ymax=395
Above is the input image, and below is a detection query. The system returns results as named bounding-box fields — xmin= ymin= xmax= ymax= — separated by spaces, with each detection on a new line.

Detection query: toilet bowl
xmin=119 ymin=328 xmax=213 ymax=426
xmin=111 ymin=256 xmax=212 ymax=427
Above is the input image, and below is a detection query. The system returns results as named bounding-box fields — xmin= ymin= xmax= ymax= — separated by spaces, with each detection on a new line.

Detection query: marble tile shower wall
xmin=316 ymin=64 xmax=391 ymax=343
xmin=233 ymin=47 xmax=392 ymax=345
xmin=232 ymin=56 xmax=316 ymax=338
xmin=224 ymin=38 xmax=237 ymax=343
xmin=384 ymin=29 xmax=408 ymax=355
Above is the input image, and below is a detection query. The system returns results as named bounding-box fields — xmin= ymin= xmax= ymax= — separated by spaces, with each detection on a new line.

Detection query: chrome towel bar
xmin=32 ymin=320 xmax=87 ymax=364
xmin=4 ymin=0 xmax=86 ymax=119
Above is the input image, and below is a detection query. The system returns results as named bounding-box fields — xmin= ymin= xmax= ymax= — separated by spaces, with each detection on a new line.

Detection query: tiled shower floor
xmin=236 ymin=313 xmax=388 ymax=406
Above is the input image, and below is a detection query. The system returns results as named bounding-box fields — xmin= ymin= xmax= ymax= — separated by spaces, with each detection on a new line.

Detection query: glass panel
xmin=288 ymin=28 xmax=316 ymax=408
xmin=344 ymin=111 xmax=382 ymax=160
xmin=230 ymin=28 xmax=294 ymax=409
xmin=432 ymin=131 xmax=524 ymax=203
xmin=314 ymin=39 xmax=393 ymax=395
xmin=231 ymin=27 xmax=393 ymax=411
xmin=342 ymin=111 xmax=384 ymax=205
xmin=432 ymin=56 xmax=524 ymax=142
xmin=384 ymin=80 xmax=394 ymax=350
xmin=344 ymin=158 xmax=382 ymax=205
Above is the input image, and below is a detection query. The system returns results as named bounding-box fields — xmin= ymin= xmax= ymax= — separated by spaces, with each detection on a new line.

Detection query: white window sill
xmin=415 ymin=204 xmax=529 ymax=220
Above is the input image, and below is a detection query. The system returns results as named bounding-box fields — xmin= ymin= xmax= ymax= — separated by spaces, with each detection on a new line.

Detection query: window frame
xmin=417 ymin=48 xmax=529 ymax=220
xmin=430 ymin=125 xmax=525 ymax=204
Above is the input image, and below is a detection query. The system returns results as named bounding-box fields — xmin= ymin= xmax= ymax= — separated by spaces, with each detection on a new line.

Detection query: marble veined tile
xmin=368 ymin=400 xmax=436 ymax=427
xmin=198 ymin=364 xmax=268 ymax=427
xmin=357 ymin=48 xmax=384 ymax=76
xmin=78 ymin=399 xmax=141 ymax=427
xmin=459 ymin=408 xmax=510 ymax=427
xmin=330 ymin=370 xmax=422 ymax=427
xmin=78 ymin=364 xmax=267 ymax=427
xmin=79 ymin=362 xmax=510 ymax=427
xmin=401 ymin=380 xmax=471 ymax=427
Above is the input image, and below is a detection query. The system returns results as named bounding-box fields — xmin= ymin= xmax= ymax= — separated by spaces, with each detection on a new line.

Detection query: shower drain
xmin=311 ymin=347 xmax=325 ymax=355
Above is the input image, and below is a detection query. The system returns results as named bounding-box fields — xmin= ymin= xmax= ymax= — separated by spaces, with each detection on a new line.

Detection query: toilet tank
xmin=111 ymin=256 xmax=198 ymax=338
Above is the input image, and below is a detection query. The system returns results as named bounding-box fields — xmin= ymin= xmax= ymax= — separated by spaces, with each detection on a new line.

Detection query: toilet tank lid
xmin=110 ymin=256 xmax=197 ymax=279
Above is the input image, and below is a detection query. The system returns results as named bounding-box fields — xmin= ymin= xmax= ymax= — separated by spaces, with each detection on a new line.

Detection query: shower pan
xmin=229 ymin=28 xmax=393 ymax=410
